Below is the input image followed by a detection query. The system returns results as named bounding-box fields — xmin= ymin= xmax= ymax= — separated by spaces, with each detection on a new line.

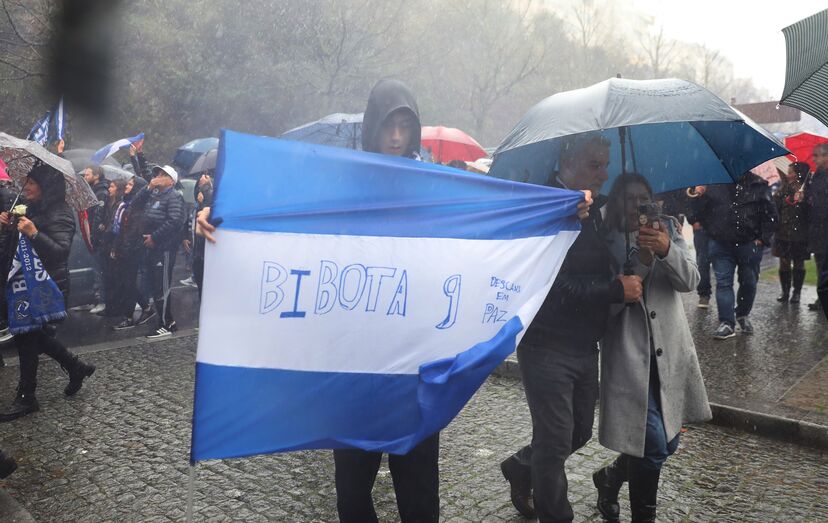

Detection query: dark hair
xmin=447 ymin=159 xmax=467 ymax=170
xmin=604 ymin=172 xmax=653 ymax=231
xmin=788 ymin=161 xmax=809 ymax=182
xmin=85 ymin=165 xmax=104 ymax=181
xmin=813 ymin=143 xmax=828 ymax=155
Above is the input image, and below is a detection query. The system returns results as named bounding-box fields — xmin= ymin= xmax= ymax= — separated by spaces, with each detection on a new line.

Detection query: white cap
xmin=153 ymin=164 xmax=179 ymax=183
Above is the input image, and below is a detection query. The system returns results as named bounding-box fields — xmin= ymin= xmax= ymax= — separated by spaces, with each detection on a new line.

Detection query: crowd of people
xmin=0 ymin=75 xmax=826 ymax=523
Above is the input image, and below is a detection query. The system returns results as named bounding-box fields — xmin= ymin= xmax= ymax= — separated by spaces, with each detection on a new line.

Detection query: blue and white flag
xmin=27 ymin=111 xmax=51 ymax=146
xmin=90 ymin=132 xmax=144 ymax=165
xmin=190 ymin=130 xmax=583 ymax=462
xmin=53 ymin=97 xmax=65 ymax=142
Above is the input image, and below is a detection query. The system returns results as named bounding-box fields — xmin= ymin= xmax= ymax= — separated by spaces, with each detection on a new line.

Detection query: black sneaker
xmin=736 ymin=316 xmax=754 ymax=335
xmin=112 ymin=318 xmax=135 ymax=331
xmin=136 ymin=309 xmax=157 ymax=326
xmin=0 ymin=450 xmax=16 ymax=479
xmin=146 ymin=322 xmax=176 ymax=339
xmin=0 ymin=394 xmax=39 ymax=422
xmin=712 ymin=322 xmax=736 ymax=340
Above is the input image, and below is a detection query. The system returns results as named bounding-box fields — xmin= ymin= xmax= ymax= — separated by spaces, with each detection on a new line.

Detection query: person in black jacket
xmin=772 ymin=162 xmax=810 ymax=304
xmin=83 ymin=165 xmax=111 ymax=314
xmin=110 ymin=176 xmax=152 ymax=330
xmin=132 ymin=165 xmax=185 ymax=338
xmin=0 ymin=164 xmax=96 ymax=422
xmin=692 ymin=172 xmax=777 ymax=339
xmin=804 ymin=143 xmax=828 ymax=311
xmin=499 ymin=132 xmax=642 ymax=523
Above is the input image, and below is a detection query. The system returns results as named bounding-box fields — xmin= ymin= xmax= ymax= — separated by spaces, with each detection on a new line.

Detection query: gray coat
xmin=598 ymin=222 xmax=712 ymax=457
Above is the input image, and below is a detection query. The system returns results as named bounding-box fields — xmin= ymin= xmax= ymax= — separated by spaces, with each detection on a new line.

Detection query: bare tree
xmin=0 ymin=0 xmax=51 ymax=81
xmin=637 ymin=22 xmax=675 ymax=78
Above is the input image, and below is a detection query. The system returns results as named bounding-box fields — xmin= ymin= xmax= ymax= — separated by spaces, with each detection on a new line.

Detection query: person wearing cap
xmin=131 ymin=164 xmax=185 ymax=338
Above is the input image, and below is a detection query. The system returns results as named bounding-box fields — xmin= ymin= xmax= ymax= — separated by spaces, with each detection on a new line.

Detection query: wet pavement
xmin=0 ymin=335 xmax=826 ymax=522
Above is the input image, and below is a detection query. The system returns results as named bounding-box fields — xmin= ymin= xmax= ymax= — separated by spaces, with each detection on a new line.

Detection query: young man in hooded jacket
xmin=329 ymin=78 xmax=441 ymax=523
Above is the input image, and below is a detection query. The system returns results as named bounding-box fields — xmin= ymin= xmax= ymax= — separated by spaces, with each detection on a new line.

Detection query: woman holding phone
xmin=592 ymin=173 xmax=711 ymax=523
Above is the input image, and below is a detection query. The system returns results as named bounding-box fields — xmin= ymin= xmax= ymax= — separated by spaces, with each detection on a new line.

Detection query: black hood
xmin=361 ymin=78 xmax=421 ymax=157
xmin=27 ymin=163 xmax=66 ymax=211
xmin=124 ymin=175 xmax=147 ymax=202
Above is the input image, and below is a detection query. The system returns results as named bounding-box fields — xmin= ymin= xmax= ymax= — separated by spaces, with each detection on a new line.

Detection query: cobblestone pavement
xmin=0 ymin=335 xmax=826 ymax=522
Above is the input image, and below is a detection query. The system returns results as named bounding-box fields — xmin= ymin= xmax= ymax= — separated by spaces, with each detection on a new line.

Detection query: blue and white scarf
xmin=5 ymin=235 xmax=67 ymax=334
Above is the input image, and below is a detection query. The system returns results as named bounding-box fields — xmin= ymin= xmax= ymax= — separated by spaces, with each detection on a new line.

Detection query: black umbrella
xmin=780 ymin=8 xmax=828 ymax=126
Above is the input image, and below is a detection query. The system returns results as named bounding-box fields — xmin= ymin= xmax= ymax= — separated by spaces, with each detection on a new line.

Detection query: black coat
xmin=112 ymin=177 xmax=148 ymax=256
xmin=691 ymin=173 xmax=777 ymax=245
xmin=773 ymin=182 xmax=808 ymax=244
xmin=89 ymin=179 xmax=110 ymax=249
xmin=24 ymin=178 xmax=75 ymax=298
xmin=805 ymin=169 xmax=828 ymax=253
xmin=132 ymin=184 xmax=185 ymax=252
xmin=519 ymin=190 xmax=624 ymax=356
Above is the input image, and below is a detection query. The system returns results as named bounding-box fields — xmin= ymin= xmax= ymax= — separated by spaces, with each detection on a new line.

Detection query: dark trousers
xmin=16 ymin=327 xmax=76 ymax=396
xmin=146 ymin=248 xmax=177 ymax=327
xmin=710 ymin=239 xmax=763 ymax=326
xmin=693 ymin=228 xmax=712 ymax=297
xmin=512 ymin=347 xmax=599 ymax=523
xmin=110 ymin=252 xmax=148 ymax=318
xmin=193 ymin=255 xmax=204 ymax=300
xmin=333 ymin=433 xmax=440 ymax=523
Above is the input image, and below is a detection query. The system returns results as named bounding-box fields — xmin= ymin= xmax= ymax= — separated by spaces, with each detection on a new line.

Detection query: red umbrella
xmin=784 ymin=132 xmax=828 ymax=171
xmin=421 ymin=126 xmax=488 ymax=163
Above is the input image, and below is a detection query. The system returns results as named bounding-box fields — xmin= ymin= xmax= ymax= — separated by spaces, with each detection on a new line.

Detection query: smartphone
xmin=638 ymin=202 xmax=662 ymax=230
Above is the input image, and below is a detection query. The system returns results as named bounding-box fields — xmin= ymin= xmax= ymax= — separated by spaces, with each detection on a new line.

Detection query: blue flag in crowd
xmin=90 ymin=132 xmax=144 ymax=165
xmin=190 ymin=130 xmax=584 ymax=462
xmin=27 ymin=111 xmax=51 ymax=146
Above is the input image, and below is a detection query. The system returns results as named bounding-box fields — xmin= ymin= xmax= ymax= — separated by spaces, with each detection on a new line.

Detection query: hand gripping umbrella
xmin=490 ymin=77 xmax=789 ymax=271
xmin=0 ymin=132 xmax=98 ymax=211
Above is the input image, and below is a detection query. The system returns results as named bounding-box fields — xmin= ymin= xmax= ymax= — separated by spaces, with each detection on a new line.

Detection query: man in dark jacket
xmin=805 ymin=143 xmax=828 ymax=311
xmin=692 ymin=172 xmax=777 ymax=339
xmin=499 ymin=132 xmax=642 ymax=523
xmin=83 ymin=165 xmax=110 ymax=314
xmin=0 ymin=165 xmax=96 ymax=421
xmin=132 ymin=165 xmax=185 ymax=338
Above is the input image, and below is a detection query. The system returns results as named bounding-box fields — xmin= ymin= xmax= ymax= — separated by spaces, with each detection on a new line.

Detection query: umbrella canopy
xmin=281 ymin=113 xmax=363 ymax=150
xmin=173 ymin=137 xmax=220 ymax=173
xmin=784 ymin=131 xmax=828 ymax=171
xmin=490 ymin=78 xmax=788 ymax=194
xmin=62 ymin=148 xmax=121 ymax=172
xmin=188 ymin=148 xmax=218 ymax=176
xmin=0 ymin=132 xmax=98 ymax=211
xmin=780 ymin=9 xmax=828 ymax=127
xmin=101 ymin=164 xmax=134 ymax=181
xmin=421 ymin=126 xmax=487 ymax=163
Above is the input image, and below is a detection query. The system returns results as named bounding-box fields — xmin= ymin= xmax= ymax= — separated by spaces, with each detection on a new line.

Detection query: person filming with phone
xmin=593 ymin=173 xmax=711 ymax=523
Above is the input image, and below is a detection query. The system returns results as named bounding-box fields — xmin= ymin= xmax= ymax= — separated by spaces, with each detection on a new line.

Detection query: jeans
xmin=512 ymin=347 xmax=599 ymax=523
xmin=693 ymin=228 xmax=712 ymax=298
xmin=333 ymin=434 xmax=440 ymax=523
xmin=642 ymin=361 xmax=679 ymax=471
xmin=709 ymin=239 xmax=763 ymax=326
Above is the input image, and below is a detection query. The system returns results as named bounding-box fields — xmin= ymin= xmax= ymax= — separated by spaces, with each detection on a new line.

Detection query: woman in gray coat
xmin=592 ymin=173 xmax=711 ymax=523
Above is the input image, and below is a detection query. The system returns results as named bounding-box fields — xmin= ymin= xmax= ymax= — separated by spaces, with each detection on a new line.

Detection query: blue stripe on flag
xmin=212 ymin=129 xmax=583 ymax=241
xmin=191 ymin=316 xmax=523 ymax=462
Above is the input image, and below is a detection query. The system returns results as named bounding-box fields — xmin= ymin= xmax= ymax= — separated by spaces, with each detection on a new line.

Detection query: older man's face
xmin=561 ymin=142 xmax=610 ymax=194
xmin=813 ymin=147 xmax=828 ymax=171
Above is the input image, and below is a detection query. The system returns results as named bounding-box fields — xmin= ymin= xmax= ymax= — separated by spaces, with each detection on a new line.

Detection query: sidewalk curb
xmin=493 ymin=359 xmax=828 ymax=450
xmin=0 ymin=489 xmax=36 ymax=522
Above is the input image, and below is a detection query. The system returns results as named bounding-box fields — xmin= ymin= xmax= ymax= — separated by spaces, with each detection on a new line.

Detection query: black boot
xmin=628 ymin=458 xmax=660 ymax=523
xmin=593 ymin=454 xmax=627 ymax=522
xmin=0 ymin=449 xmax=17 ymax=479
xmin=0 ymin=386 xmax=40 ymax=423
xmin=777 ymin=271 xmax=791 ymax=302
xmin=791 ymin=269 xmax=805 ymax=304
xmin=500 ymin=455 xmax=536 ymax=519
xmin=64 ymin=357 xmax=96 ymax=397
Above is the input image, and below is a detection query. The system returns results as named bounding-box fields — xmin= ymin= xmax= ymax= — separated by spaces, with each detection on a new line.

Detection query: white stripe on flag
xmin=197 ymin=228 xmax=578 ymax=374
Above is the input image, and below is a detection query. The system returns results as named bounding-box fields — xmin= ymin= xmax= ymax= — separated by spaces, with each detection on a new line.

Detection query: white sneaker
xmin=0 ymin=328 xmax=12 ymax=343
xmin=180 ymin=276 xmax=197 ymax=288
xmin=89 ymin=303 xmax=106 ymax=314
